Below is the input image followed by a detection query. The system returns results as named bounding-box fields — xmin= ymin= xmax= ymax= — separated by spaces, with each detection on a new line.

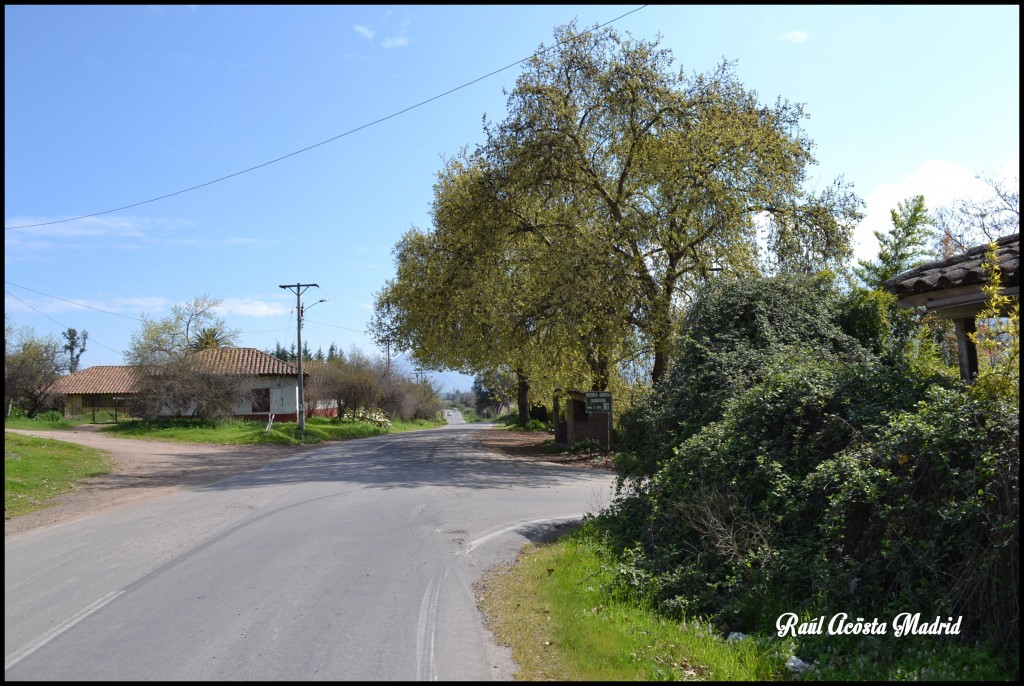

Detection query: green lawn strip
xmin=480 ymin=526 xmax=788 ymax=681
xmin=4 ymin=416 xmax=86 ymax=430
xmin=5 ymin=432 xmax=116 ymax=519
xmin=94 ymin=416 xmax=445 ymax=445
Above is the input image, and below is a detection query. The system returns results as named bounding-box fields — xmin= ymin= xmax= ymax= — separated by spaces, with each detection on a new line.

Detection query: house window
xmin=251 ymin=388 xmax=271 ymax=413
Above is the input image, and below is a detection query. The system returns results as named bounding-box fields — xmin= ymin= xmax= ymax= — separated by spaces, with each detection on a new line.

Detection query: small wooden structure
xmin=882 ymin=233 xmax=1019 ymax=382
xmin=552 ymin=389 xmax=611 ymax=450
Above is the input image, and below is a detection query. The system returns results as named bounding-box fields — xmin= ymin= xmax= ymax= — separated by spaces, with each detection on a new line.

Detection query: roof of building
xmin=52 ymin=365 xmax=141 ymax=395
xmin=882 ymin=233 xmax=1020 ymax=298
xmin=52 ymin=348 xmax=300 ymax=395
xmin=189 ymin=347 xmax=300 ymax=376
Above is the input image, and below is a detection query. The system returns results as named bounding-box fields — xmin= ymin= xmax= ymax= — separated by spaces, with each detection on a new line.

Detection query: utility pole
xmin=279 ymin=283 xmax=319 ymax=431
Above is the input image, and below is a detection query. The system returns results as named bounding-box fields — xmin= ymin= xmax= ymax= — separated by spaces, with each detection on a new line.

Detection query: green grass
xmin=479 ymin=523 xmax=788 ymax=681
xmin=4 ymin=414 xmax=85 ymax=430
xmin=96 ymin=415 xmax=445 ymax=445
xmin=5 ymin=432 xmax=116 ymax=519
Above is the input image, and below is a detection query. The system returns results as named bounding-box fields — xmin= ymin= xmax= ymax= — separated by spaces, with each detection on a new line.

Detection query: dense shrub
xmin=599 ymin=269 xmax=1017 ymax=673
xmin=603 ymin=352 xmax=937 ymax=624
xmin=615 ymin=273 xmax=861 ymax=479
xmin=810 ymin=388 xmax=1018 ymax=651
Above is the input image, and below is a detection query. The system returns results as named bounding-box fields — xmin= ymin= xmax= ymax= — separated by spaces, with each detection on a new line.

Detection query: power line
xmin=302 ymin=318 xmax=366 ymax=333
xmin=5 ymin=289 xmax=124 ymax=355
xmin=4 ymin=281 xmax=142 ymax=320
xmin=5 ymin=6 xmax=648 ymax=231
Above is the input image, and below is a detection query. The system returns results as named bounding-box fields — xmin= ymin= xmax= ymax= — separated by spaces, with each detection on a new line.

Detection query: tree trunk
xmin=515 ymin=368 xmax=530 ymax=426
xmin=652 ymin=348 xmax=668 ymax=386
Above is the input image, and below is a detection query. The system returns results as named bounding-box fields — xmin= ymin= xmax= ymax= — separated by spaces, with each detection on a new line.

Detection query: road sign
xmin=586 ymin=391 xmax=611 ymax=413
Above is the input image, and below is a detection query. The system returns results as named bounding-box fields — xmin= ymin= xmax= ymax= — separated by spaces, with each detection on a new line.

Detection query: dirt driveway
xmin=4 ymin=426 xmax=314 ymax=538
xmin=5 ymin=425 xmax=614 ymax=539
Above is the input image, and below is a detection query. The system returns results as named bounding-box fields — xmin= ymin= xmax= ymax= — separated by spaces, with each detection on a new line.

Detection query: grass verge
xmin=4 ymin=415 xmax=84 ymax=430
xmin=4 ymin=432 xmax=116 ymax=519
xmin=93 ymin=415 xmax=445 ymax=445
xmin=478 ymin=521 xmax=788 ymax=681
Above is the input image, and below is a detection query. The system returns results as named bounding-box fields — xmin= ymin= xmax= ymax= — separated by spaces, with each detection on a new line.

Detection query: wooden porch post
xmin=954 ymin=317 xmax=980 ymax=383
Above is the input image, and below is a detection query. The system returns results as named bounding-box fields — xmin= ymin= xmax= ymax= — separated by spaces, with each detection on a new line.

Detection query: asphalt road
xmin=4 ymin=423 xmax=615 ymax=680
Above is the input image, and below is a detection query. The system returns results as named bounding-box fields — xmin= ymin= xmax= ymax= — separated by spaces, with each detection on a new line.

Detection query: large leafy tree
xmin=373 ymin=21 xmax=861 ymax=396
xmin=372 ymin=152 xmax=619 ymax=421
xmin=125 ymin=294 xmax=239 ymax=365
xmin=483 ymin=22 xmax=861 ymax=383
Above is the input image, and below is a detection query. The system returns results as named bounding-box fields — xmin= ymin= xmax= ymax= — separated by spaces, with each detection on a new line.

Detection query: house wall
xmin=139 ymin=375 xmax=300 ymax=420
xmin=64 ymin=375 xmax=304 ymax=422
xmin=230 ymin=376 xmax=300 ymax=421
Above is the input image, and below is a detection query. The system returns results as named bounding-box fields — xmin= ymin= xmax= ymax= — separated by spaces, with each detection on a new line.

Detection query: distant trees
xmin=5 ymin=315 xmax=66 ymax=417
xmin=284 ymin=343 xmax=443 ymax=423
xmin=371 ymin=20 xmax=862 ymax=413
xmin=935 ymin=173 xmax=1020 ymax=257
xmin=61 ymin=327 xmax=88 ymax=374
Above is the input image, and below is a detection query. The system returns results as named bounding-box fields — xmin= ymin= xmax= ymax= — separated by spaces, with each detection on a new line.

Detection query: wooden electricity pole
xmin=279 ymin=283 xmax=319 ymax=430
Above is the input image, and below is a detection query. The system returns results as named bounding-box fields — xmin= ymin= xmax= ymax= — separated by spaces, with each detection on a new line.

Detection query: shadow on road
xmin=188 ymin=425 xmax=612 ymax=494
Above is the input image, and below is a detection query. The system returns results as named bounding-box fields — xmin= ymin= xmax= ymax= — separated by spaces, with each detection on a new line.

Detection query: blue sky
xmin=5 ymin=5 xmax=1019 ymax=392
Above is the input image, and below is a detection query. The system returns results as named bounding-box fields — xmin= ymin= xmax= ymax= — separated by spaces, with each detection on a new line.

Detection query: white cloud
xmin=779 ymin=31 xmax=809 ymax=44
xmin=381 ymin=36 xmax=411 ymax=49
xmin=117 ymin=296 xmax=172 ymax=312
xmin=217 ymin=298 xmax=291 ymax=317
xmin=353 ymin=24 xmax=375 ymax=41
xmin=851 ymin=159 xmax=1011 ymax=264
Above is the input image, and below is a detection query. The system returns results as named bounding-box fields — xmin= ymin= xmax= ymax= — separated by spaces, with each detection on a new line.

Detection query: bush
xmin=605 ymin=352 xmax=934 ymax=623
xmin=809 ymin=387 xmax=1018 ymax=654
xmin=615 ymin=272 xmax=860 ymax=479
xmin=599 ymin=270 xmax=1017 ymax=674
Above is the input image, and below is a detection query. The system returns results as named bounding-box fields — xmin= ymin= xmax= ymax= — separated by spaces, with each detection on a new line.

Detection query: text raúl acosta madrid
xmin=776 ymin=612 xmax=962 ymax=638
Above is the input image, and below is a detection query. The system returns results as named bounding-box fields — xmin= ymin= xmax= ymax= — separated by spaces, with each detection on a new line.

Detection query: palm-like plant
xmin=190 ymin=326 xmax=236 ymax=351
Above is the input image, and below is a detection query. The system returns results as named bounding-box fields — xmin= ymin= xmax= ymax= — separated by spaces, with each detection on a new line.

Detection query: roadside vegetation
xmin=4 ymin=432 xmax=115 ymax=519
xmin=99 ymin=415 xmax=444 ymax=445
xmin=482 ymin=247 xmax=1018 ymax=681
xmin=480 ymin=522 xmax=788 ymax=681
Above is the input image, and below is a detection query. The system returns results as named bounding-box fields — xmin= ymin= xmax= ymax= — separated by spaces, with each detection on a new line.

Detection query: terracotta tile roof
xmin=883 ymin=233 xmax=1020 ymax=297
xmin=52 ymin=366 xmax=141 ymax=395
xmin=189 ymin=347 xmax=300 ymax=376
xmin=52 ymin=349 xmax=299 ymax=395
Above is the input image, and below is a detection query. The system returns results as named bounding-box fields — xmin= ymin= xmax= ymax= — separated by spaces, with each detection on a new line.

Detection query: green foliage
xmin=515 ymin=418 xmax=548 ymax=432
xmin=5 ymin=316 xmax=67 ymax=418
xmin=853 ymin=194 xmax=934 ymax=289
xmin=615 ymin=272 xmax=860 ymax=478
xmin=968 ymin=243 xmax=1020 ymax=407
xmin=837 ymin=286 xmax=956 ymax=383
xmin=808 ymin=387 xmax=1019 ymax=655
xmin=599 ymin=266 xmax=1018 ymax=675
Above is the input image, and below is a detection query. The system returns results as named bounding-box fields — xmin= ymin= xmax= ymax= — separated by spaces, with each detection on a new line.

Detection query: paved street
xmin=4 ymin=424 xmax=615 ymax=680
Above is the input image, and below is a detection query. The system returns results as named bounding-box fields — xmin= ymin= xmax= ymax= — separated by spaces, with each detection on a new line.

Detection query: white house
xmin=53 ymin=348 xmax=306 ymax=421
